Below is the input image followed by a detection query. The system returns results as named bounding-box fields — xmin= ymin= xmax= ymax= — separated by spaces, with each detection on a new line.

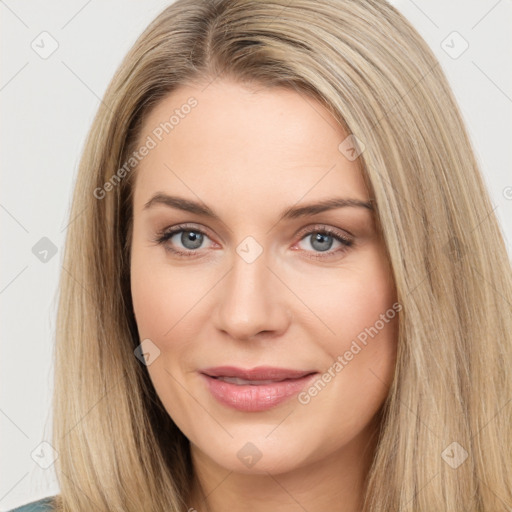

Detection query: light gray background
xmin=1 ymin=0 xmax=511 ymax=509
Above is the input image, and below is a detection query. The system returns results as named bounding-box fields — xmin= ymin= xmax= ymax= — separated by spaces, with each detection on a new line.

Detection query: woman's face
xmin=130 ymin=79 xmax=399 ymax=476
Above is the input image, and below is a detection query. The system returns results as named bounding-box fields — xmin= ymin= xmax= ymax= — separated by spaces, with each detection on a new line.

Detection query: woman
xmin=11 ymin=0 xmax=512 ymax=510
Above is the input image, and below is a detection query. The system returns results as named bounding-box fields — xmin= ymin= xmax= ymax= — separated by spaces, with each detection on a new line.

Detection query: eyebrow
xmin=143 ymin=193 xmax=373 ymax=221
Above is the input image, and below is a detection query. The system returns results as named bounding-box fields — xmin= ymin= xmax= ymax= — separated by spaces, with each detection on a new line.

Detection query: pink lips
xmin=200 ymin=365 xmax=318 ymax=412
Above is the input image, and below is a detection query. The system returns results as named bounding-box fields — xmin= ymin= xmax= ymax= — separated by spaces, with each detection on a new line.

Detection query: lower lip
xmin=200 ymin=373 xmax=318 ymax=412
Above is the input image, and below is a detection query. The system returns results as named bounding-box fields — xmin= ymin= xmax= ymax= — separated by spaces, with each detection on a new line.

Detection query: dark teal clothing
xmin=8 ymin=496 xmax=55 ymax=512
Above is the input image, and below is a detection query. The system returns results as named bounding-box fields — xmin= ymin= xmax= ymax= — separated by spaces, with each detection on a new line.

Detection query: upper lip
xmin=200 ymin=366 xmax=317 ymax=381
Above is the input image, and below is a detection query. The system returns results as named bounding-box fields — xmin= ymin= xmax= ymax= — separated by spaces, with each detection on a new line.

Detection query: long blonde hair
xmin=52 ymin=0 xmax=512 ymax=510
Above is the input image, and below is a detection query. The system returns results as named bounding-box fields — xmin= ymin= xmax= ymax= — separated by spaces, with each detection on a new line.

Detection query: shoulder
xmin=7 ymin=496 xmax=57 ymax=512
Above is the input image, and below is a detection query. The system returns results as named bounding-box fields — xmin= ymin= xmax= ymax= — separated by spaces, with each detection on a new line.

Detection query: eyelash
xmin=152 ymin=223 xmax=354 ymax=260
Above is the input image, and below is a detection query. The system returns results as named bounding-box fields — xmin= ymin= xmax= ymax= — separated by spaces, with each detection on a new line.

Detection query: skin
xmin=129 ymin=78 xmax=399 ymax=512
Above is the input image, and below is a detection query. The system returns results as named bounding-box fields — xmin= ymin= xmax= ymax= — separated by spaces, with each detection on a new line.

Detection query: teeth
xmin=217 ymin=376 xmax=283 ymax=385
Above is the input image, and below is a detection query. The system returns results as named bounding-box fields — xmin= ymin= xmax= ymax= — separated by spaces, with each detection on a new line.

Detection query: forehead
xmin=132 ymin=79 xmax=369 ymax=214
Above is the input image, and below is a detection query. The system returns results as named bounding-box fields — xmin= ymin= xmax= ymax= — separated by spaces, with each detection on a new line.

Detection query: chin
xmin=192 ymin=434 xmax=310 ymax=476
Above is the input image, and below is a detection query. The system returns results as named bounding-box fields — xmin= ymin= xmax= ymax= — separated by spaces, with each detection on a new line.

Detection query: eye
xmin=153 ymin=223 xmax=215 ymax=258
xmin=153 ymin=223 xmax=354 ymax=260
xmin=294 ymin=225 xmax=354 ymax=260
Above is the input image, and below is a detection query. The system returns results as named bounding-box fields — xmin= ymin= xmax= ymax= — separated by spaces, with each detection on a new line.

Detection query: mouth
xmin=209 ymin=376 xmax=305 ymax=385
xmin=201 ymin=365 xmax=317 ymax=381
xmin=199 ymin=366 xmax=318 ymax=412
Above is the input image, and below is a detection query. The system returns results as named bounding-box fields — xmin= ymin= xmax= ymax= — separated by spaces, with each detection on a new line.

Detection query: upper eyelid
xmin=295 ymin=223 xmax=353 ymax=240
xmin=162 ymin=223 xmax=217 ymax=242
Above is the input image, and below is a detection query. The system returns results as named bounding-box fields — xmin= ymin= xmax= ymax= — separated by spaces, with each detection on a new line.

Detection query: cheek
xmin=341 ymin=256 xmax=398 ymax=375
xmin=130 ymin=250 xmax=206 ymax=420
xmin=291 ymin=246 xmax=397 ymax=354
xmin=294 ymin=248 xmax=398 ymax=407
xmin=130 ymin=241 xmax=222 ymax=402
xmin=130 ymin=244 xmax=211 ymax=341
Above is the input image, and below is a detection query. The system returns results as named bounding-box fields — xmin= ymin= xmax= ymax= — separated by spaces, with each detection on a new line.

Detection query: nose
xmin=212 ymin=246 xmax=291 ymax=341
